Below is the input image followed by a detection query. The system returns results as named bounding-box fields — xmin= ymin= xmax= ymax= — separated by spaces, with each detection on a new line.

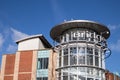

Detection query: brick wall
xmin=4 ymin=76 xmax=13 ymax=80
xmin=18 ymin=74 xmax=31 ymax=80
xmin=4 ymin=54 xmax=15 ymax=75
xmin=105 ymin=72 xmax=120 ymax=80
xmin=19 ymin=51 xmax=33 ymax=72
xmin=18 ymin=50 xmax=33 ymax=80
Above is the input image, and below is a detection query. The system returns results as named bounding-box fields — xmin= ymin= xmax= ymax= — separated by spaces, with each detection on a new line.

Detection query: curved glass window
xmin=58 ymin=45 xmax=103 ymax=68
xmin=57 ymin=28 xmax=106 ymax=80
xmin=57 ymin=67 xmax=105 ymax=80
xmin=63 ymin=48 xmax=68 ymax=66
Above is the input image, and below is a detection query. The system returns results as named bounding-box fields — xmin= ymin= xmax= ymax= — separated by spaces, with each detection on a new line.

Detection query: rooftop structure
xmin=50 ymin=20 xmax=110 ymax=42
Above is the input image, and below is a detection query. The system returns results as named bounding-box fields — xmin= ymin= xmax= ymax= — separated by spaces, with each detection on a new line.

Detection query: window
xmin=78 ymin=75 xmax=86 ymax=80
xmin=70 ymin=47 xmax=77 ymax=54
xmin=37 ymin=58 xmax=48 ymax=69
xmin=78 ymin=47 xmax=85 ymax=54
xmin=87 ymin=78 xmax=93 ymax=80
xmin=63 ymin=48 xmax=68 ymax=66
xmin=95 ymin=56 xmax=99 ymax=66
xmin=63 ymin=55 xmax=68 ymax=66
xmin=87 ymin=47 xmax=93 ymax=55
xmin=87 ymin=55 xmax=93 ymax=65
xmin=63 ymin=48 xmax=68 ymax=55
xmin=37 ymin=77 xmax=48 ymax=80
xmin=63 ymin=72 xmax=68 ymax=80
xmin=70 ymin=47 xmax=77 ymax=65
xmin=95 ymin=48 xmax=99 ymax=56
xmin=70 ymin=74 xmax=77 ymax=80
xmin=78 ymin=55 xmax=85 ymax=64
xmin=70 ymin=55 xmax=77 ymax=65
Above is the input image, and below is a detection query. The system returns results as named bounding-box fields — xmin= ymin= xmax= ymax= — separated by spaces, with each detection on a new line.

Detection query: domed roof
xmin=50 ymin=20 xmax=110 ymax=42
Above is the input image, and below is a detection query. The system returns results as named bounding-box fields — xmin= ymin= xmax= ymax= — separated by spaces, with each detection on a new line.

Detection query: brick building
xmin=0 ymin=35 xmax=57 ymax=80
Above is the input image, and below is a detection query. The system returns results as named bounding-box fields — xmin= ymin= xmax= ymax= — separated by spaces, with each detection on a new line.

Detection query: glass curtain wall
xmin=57 ymin=28 xmax=106 ymax=80
xmin=37 ymin=50 xmax=50 ymax=80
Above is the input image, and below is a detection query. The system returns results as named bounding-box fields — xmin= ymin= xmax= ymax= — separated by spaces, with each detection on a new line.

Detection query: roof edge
xmin=16 ymin=34 xmax=43 ymax=43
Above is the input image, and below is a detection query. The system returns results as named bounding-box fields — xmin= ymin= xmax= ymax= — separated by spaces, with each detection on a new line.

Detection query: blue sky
xmin=0 ymin=0 xmax=120 ymax=74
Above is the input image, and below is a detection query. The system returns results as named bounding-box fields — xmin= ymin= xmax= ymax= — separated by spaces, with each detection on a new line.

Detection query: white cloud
xmin=107 ymin=24 xmax=120 ymax=52
xmin=108 ymin=24 xmax=120 ymax=30
xmin=10 ymin=28 xmax=29 ymax=41
xmin=7 ymin=44 xmax=17 ymax=53
xmin=0 ymin=33 xmax=4 ymax=49
xmin=110 ymin=39 xmax=120 ymax=52
xmin=4 ymin=27 xmax=30 ymax=53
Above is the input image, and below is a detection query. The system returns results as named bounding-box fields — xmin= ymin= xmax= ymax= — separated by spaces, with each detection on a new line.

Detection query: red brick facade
xmin=4 ymin=54 xmax=15 ymax=75
xmin=105 ymin=72 xmax=120 ymax=80
xmin=0 ymin=51 xmax=34 ymax=80
xmin=4 ymin=76 xmax=13 ymax=80
xmin=19 ymin=51 xmax=33 ymax=72
xmin=18 ymin=73 xmax=31 ymax=80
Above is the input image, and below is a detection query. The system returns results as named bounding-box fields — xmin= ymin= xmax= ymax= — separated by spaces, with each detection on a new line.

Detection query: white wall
xmin=18 ymin=38 xmax=45 ymax=51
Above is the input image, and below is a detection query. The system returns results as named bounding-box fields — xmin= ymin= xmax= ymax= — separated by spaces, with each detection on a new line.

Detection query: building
xmin=0 ymin=20 xmax=120 ymax=80
xmin=50 ymin=20 xmax=111 ymax=80
xmin=0 ymin=34 xmax=57 ymax=80
xmin=105 ymin=71 xmax=120 ymax=80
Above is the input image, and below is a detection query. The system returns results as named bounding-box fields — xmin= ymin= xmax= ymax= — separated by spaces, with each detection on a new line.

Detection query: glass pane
xmin=95 ymin=56 xmax=99 ymax=66
xmin=87 ymin=47 xmax=93 ymax=55
xmin=78 ymin=75 xmax=86 ymax=80
xmin=78 ymin=55 xmax=85 ymax=64
xmin=70 ymin=55 xmax=77 ymax=65
xmin=44 ymin=58 xmax=48 ymax=69
xmin=87 ymin=68 xmax=93 ymax=75
xmin=40 ymin=58 xmax=43 ymax=69
xmin=78 ymin=67 xmax=86 ymax=75
xmin=37 ymin=59 xmax=41 ymax=69
xmin=87 ymin=78 xmax=93 ymax=80
xmin=63 ymin=76 xmax=68 ymax=80
xmin=66 ymin=34 xmax=69 ymax=42
xmin=70 ymin=75 xmax=77 ymax=80
xmin=63 ymin=55 xmax=68 ymax=66
xmin=95 ymin=48 xmax=99 ymax=56
xmin=87 ymin=55 xmax=93 ymax=65
xmin=43 ymin=77 xmax=48 ymax=80
xmin=78 ymin=47 xmax=85 ymax=54
xmin=37 ymin=78 xmax=42 ymax=80
xmin=63 ymin=48 xmax=68 ymax=55
xmin=37 ymin=58 xmax=48 ymax=69
xmin=70 ymin=47 xmax=77 ymax=54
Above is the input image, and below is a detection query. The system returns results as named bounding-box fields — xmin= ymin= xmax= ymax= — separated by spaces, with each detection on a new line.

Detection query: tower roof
xmin=50 ymin=20 xmax=110 ymax=42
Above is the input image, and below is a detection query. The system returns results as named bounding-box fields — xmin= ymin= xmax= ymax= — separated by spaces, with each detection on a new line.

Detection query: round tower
xmin=50 ymin=20 xmax=110 ymax=80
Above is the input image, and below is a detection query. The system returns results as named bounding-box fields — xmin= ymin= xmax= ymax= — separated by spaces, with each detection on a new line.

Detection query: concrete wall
xmin=18 ymin=38 xmax=45 ymax=51
xmin=48 ymin=50 xmax=57 ymax=80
